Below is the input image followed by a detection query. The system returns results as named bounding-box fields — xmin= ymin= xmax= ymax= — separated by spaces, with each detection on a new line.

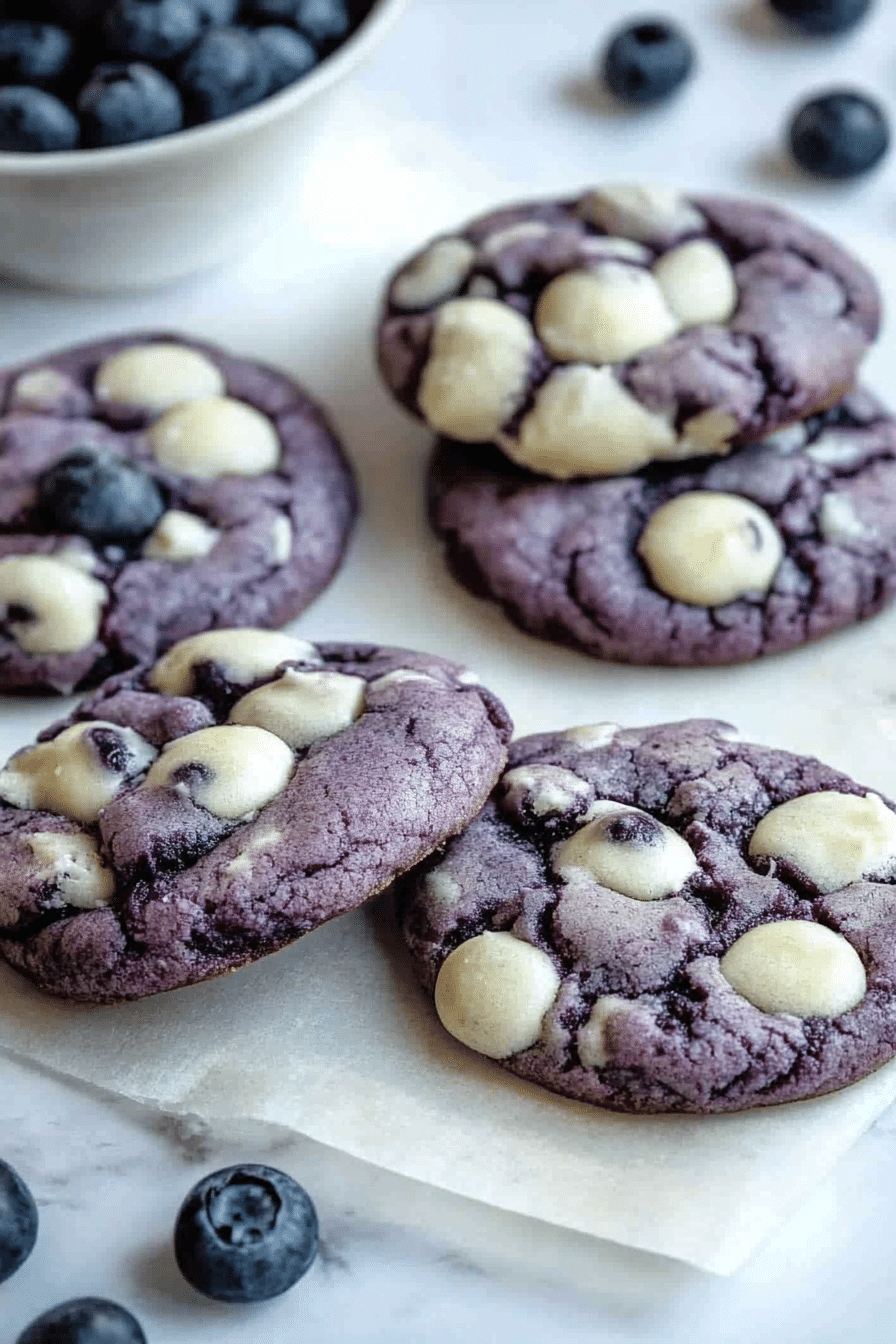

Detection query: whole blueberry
xmin=255 ymin=24 xmax=317 ymax=91
xmin=0 ymin=86 xmax=79 ymax=150
xmin=193 ymin=0 xmax=239 ymax=21
xmin=177 ymin=26 xmax=271 ymax=122
xmin=77 ymin=62 xmax=183 ymax=146
xmin=174 ymin=1163 xmax=319 ymax=1302
xmin=601 ymin=17 xmax=695 ymax=106
xmin=789 ymin=89 xmax=889 ymax=177
xmin=0 ymin=1158 xmax=38 ymax=1285
xmin=36 ymin=448 xmax=166 ymax=545
xmin=16 ymin=1298 xmax=146 ymax=1344
xmin=243 ymin=0 xmax=349 ymax=44
xmin=770 ymin=0 xmax=872 ymax=35
xmin=104 ymin=0 xmax=206 ymax=63
xmin=0 ymin=21 xmax=74 ymax=90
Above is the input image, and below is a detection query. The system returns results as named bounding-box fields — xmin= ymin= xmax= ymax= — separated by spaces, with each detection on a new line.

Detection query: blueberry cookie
xmin=0 ymin=629 xmax=511 ymax=1002
xmin=378 ymin=185 xmax=880 ymax=478
xmin=0 ymin=332 xmax=357 ymax=694
xmin=398 ymin=719 xmax=896 ymax=1114
xmin=429 ymin=389 xmax=896 ymax=665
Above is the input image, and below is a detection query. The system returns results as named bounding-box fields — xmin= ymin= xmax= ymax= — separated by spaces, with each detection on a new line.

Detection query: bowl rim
xmin=0 ymin=0 xmax=407 ymax=175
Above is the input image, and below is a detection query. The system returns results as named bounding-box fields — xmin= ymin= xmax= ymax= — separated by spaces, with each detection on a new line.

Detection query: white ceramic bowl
xmin=0 ymin=0 xmax=407 ymax=292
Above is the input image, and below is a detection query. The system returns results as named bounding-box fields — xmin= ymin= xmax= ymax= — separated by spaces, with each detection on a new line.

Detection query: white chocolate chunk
xmin=580 ymin=235 xmax=651 ymax=264
xmin=749 ymin=791 xmax=896 ymax=893
xmin=150 ymin=396 xmax=281 ymax=479
xmin=95 ymin=343 xmax=224 ymax=412
xmin=26 ymin=831 xmax=114 ymax=909
xmin=368 ymin=668 xmax=441 ymax=690
xmin=479 ymin=222 xmax=551 ymax=256
xmin=145 ymin=725 xmax=294 ymax=820
xmin=653 ymin=240 xmax=738 ymax=328
xmin=554 ymin=801 xmax=698 ymax=901
xmin=422 ymin=864 xmax=463 ymax=911
xmin=391 ymin=237 xmax=477 ymax=309
xmin=229 ymin=668 xmax=366 ymax=749
xmin=149 ymin=629 xmax=318 ymax=696
xmin=54 ymin=541 xmax=98 ymax=575
xmin=434 ymin=931 xmax=561 ymax=1059
xmin=142 ymin=510 xmax=221 ymax=562
xmin=680 ymin=409 xmax=738 ymax=451
xmin=819 ymin=493 xmax=871 ymax=543
xmin=270 ymin=515 xmax=292 ymax=564
xmin=501 ymin=764 xmax=590 ymax=817
xmin=223 ymin=827 xmax=282 ymax=878
xmin=637 ymin=492 xmax=783 ymax=607
xmin=535 ymin=265 xmax=679 ymax=365
xmin=563 ymin=722 xmax=617 ymax=748
xmin=720 ymin=920 xmax=866 ymax=1018
xmin=806 ymin=431 xmax=865 ymax=467
xmin=0 ymin=555 xmax=107 ymax=655
xmin=0 ymin=722 xmax=156 ymax=824
xmin=10 ymin=367 xmax=71 ymax=409
xmin=511 ymin=365 xmax=676 ymax=478
xmin=579 ymin=184 xmax=704 ymax=244
xmin=417 ymin=298 xmax=533 ymax=441
xmin=577 ymin=995 xmax=634 ymax=1068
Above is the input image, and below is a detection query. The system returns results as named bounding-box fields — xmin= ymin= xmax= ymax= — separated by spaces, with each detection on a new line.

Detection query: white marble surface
xmin=5 ymin=0 xmax=896 ymax=1336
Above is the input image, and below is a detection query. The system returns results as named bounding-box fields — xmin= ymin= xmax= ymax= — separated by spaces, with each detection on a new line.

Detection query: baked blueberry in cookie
xmin=0 ymin=333 xmax=357 ymax=694
xmin=398 ymin=719 xmax=896 ymax=1113
xmin=377 ymin=185 xmax=879 ymax=478
xmin=0 ymin=631 xmax=511 ymax=1002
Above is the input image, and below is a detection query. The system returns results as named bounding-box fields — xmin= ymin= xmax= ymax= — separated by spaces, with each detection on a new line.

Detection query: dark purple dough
xmin=0 ymin=332 xmax=357 ymax=694
xmin=397 ymin=719 xmax=896 ymax=1114
xmin=0 ymin=640 xmax=512 ymax=1002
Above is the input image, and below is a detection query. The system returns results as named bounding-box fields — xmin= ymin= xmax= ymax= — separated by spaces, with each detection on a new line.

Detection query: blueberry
xmin=789 ymin=89 xmax=889 ymax=177
xmin=0 ymin=86 xmax=79 ymax=150
xmin=770 ymin=0 xmax=872 ymax=36
xmin=104 ymin=0 xmax=206 ymax=63
xmin=0 ymin=1158 xmax=38 ymax=1285
xmin=255 ymin=24 xmax=317 ymax=91
xmin=77 ymin=62 xmax=183 ymax=146
xmin=0 ymin=21 xmax=74 ymax=90
xmin=177 ymin=26 xmax=271 ymax=122
xmin=243 ymin=0 xmax=350 ymax=44
xmin=193 ymin=0 xmax=239 ymax=21
xmin=174 ymin=1163 xmax=319 ymax=1302
xmin=35 ymin=449 xmax=166 ymax=546
xmin=601 ymin=16 xmax=695 ymax=106
xmin=15 ymin=1298 xmax=146 ymax=1344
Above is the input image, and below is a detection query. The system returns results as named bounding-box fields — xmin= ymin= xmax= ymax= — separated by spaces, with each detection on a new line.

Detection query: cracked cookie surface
xmin=397 ymin=719 xmax=896 ymax=1114
xmin=0 ymin=633 xmax=511 ymax=1002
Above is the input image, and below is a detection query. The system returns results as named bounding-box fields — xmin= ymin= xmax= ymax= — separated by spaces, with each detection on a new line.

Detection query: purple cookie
xmin=0 ymin=332 xmax=357 ymax=694
xmin=398 ymin=719 xmax=896 ymax=1114
xmin=377 ymin=184 xmax=880 ymax=479
xmin=0 ymin=629 xmax=511 ymax=1002
xmin=429 ymin=389 xmax=896 ymax=666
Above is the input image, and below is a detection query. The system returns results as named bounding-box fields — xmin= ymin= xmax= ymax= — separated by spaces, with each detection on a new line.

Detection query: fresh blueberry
xmin=104 ymin=0 xmax=206 ymax=63
xmin=243 ymin=0 xmax=350 ymax=44
xmin=0 ymin=86 xmax=79 ymax=150
xmin=254 ymin=24 xmax=317 ymax=91
xmin=177 ymin=26 xmax=271 ymax=122
xmin=0 ymin=1158 xmax=38 ymax=1285
xmin=0 ymin=21 xmax=74 ymax=90
xmin=174 ymin=1163 xmax=319 ymax=1302
xmin=789 ymin=89 xmax=889 ymax=177
xmin=601 ymin=16 xmax=695 ymax=106
xmin=77 ymin=62 xmax=183 ymax=146
xmin=770 ymin=0 xmax=872 ymax=36
xmin=193 ymin=0 xmax=239 ymax=21
xmin=36 ymin=448 xmax=167 ymax=545
xmin=15 ymin=1298 xmax=146 ymax=1344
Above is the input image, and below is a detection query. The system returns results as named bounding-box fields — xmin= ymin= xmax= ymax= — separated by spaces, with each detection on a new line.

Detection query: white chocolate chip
xmin=26 ymin=831 xmax=114 ymax=909
xmin=466 ymin=276 xmax=499 ymax=299
xmin=806 ymin=431 xmax=865 ymax=467
xmin=554 ymin=801 xmax=698 ymax=901
xmin=535 ymin=265 xmax=679 ymax=365
xmin=142 ymin=510 xmax=221 ymax=562
xmin=479 ymin=222 xmax=551 ymax=256
xmin=563 ymin=723 xmax=618 ymax=748
xmin=720 ymin=920 xmax=866 ymax=1018
xmin=417 ymin=298 xmax=533 ymax=441
xmin=145 ymin=725 xmax=294 ymax=820
xmin=0 ymin=722 xmax=156 ymax=824
xmin=679 ymin=409 xmax=738 ymax=451
xmin=223 ymin=827 xmax=282 ymax=878
xmin=368 ymin=668 xmax=442 ymax=690
xmin=95 ymin=343 xmax=225 ymax=412
xmin=501 ymin=764 xmax=590 ymax=817
xmin=53 ymin=541 xmax=98 ymax=575
xmin=149 ymin=629 xmax=318 ymax=696
xmin=10 ymin=367 xmax=71 ymax=410
xmin=577 ymin=995 xmax=634 ymax=1068
xmin=270 ymin=516 xmax=292 ymax=564
xmin=819 ymin=493 xmax=871 ymax=544
xmin=749 ymin=791 xmax=896 ymax=893
xmin=422 ymin=864 xmax=463 ymax=910
xmin=765 ymin=423 xmax=809 ymax=455
xmin=0 ymin=555 xmax=107 ymax=655
xmin=229 ymin=668 xmax=366 ymax=749
xmin=637 ymin=492 xmax=784 ymax=607
xmin=653 ymin=240 xmax=738 ymax=328
xmin=150 ymin=396 xmax=281 ymax=479
xmin=391 ymin=237 xmax=477 ymax=309
xmin=579 ymin=184 xmax=704 ymax=243
xmin=580 ymin=235 xmax=651 ymax=264
xmin=511 ymin=365 xmax=676 ymax=478
xmin=457 ymin=668 xmax=480 ymax=685
xmin=434 ymin=931 xmax=561 ymax=1059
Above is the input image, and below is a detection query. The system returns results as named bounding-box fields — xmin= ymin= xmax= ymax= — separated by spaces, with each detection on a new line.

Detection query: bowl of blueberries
xmin=0 ymin=0 xmax=407 ymax=290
